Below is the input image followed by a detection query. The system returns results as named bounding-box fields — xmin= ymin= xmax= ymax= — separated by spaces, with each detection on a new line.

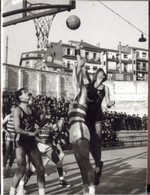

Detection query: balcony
xmin=136 ymin=58 xmax=148 ymax=62
xmin=107 ymin=71 xmax=134 ymax=81
xmin=136 ymin=69 xmax=148 ymax=73
xmin=107 ymin=57 xmax=132 ymax=64
xmin=87 ymin=58 xmax=101 ymax=64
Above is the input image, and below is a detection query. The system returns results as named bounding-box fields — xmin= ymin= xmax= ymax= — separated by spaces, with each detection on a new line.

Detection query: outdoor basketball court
xmin=1 ymin=1 xmax=148 ymax=194
xmin=3 ymin=147 xmax=147 ymax=194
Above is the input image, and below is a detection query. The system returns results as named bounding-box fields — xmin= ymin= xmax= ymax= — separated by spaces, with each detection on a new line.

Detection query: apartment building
xmin=19 ymin=41 xmax=148 ymax=81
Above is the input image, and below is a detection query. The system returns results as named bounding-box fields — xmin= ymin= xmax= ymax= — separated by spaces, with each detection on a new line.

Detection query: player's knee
xmin=18 ymin=165 xmax=26 ymax=176
xmin=36 ymin=164 xmax=45 ymax=176
xmin=94 ymin=133 xmax=102 ymax=143
xmin=55 ymin=160 xmax=62 ymax=168
xmin=74 ymin=138 xmax=89 ymax=156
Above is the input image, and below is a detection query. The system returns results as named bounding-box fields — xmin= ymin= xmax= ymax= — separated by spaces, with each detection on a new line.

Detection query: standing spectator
xmin=3 ymin=103 xmax=17 ymax=177
xmin=142 ymin=114 xmax=148 ymax=130
xmin=3 ymin=91 xmax=11 ymax=118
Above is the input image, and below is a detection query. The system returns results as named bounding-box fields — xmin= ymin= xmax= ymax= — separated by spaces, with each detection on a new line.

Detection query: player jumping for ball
xmin=68 ymin=41 xmax=95 ymax=195
xmin=86 ymin=68 xmax=115 ymax=185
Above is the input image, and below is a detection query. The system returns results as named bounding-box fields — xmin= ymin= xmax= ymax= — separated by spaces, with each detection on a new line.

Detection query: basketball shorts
xmin=69 ymin=122 xmax=90 ymax=143
xmin=15 ymin=139 xmax=37 ymax=151
xmin=37 ymin=143 xmax=52 ymax=154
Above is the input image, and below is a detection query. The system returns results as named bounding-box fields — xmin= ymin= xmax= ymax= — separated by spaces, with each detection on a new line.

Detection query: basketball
xmin=66 ymin=15 xmax=81 ymax=30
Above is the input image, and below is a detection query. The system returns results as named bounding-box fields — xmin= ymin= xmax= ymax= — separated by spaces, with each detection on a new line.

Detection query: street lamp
xmin=138 ymin=33 xmax=147 ymax=42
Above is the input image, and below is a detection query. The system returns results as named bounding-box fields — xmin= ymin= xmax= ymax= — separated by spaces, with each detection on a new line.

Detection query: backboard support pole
xmin=23 ymin=0 xmax=27 ymax=18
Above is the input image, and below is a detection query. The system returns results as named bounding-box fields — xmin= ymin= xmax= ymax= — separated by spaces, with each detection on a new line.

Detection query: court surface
xmin=3 ymin=146 xmax=147 ymax=195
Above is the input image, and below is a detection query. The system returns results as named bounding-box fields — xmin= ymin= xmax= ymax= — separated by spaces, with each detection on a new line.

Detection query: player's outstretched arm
xmin=105 ymin=86 xmax=115 ymax=108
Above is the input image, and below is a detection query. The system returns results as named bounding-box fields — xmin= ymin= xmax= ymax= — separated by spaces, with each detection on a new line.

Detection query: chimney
xmin=96 ymin=42 xmax=100 ymax=48
xmin=58 ymin=40 xmax=63 ymax=45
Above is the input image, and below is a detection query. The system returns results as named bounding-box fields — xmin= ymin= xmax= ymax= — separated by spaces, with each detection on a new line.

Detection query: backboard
xmin=2 ymin=0 xmax=76 ymax=27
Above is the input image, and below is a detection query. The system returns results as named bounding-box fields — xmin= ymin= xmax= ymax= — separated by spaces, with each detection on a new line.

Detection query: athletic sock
xmin=9 ymin=187 xmax=16 ymax=195
xmin=39 ymin=188 xmax=45 ymax=195
xmin=89 ymin=185 xmax=95 ymax=195
xmin=59 ymin=176 xmax=64 ymax=181
xmin=83 ymin=184 xmax=89 ymax=195
xmin=18 ymin=180 xmax=25 ymax=190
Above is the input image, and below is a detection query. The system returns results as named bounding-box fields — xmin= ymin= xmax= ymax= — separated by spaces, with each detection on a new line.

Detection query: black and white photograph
xmin=1 ymin=0 xmax=149 ymax=194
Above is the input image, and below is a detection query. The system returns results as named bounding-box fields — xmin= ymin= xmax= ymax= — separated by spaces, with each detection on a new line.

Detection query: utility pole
xmin=118 ymin=41 xmax=122 ymax=73
xmin=6 ymin=36 xmax=8 ymax=64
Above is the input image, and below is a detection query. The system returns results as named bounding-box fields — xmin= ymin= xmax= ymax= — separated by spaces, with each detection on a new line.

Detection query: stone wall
xmin=103 ymin=81 xmax=148 ymax=116
xmin=2 ymin=64 xmax=148 ymax=116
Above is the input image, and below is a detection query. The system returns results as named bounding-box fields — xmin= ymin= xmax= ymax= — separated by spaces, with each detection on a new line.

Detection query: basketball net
xmin=27 ymin=1 xmax=56 ymax=50
xmin=33 ymin=15 xmax=55 ymax=50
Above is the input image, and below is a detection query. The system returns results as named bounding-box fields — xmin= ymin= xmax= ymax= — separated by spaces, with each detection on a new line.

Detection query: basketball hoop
xmin=33 ymin=14 xmax=55 ymax=49
xmin=27 ymin=2 xmax=56 ymax=50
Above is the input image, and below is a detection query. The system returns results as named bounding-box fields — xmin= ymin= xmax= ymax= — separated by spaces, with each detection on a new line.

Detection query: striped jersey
xmin=38 ymin=123 xmax=52 ymax=142
xmin=68 ymin=101 xmax=87 ymax=126
xmin=7 ymin=114 xmax=15 ymax=138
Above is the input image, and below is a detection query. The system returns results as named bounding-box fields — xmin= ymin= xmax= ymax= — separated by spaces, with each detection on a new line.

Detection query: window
xmin=97 ymin=58 xmax=101 ymax=62
xmin=143 ymin=63 xmax=146 ymax=71
xmin=51 ymin=45 xmax=53 ymax=48
xmin=85 ymin=65 xmax=90 ymax=70
xmin=108 ymin=73 xmax=113 ymax=81
xmin=115 ymin=73 xmax=124 ymax=81
xmin=137 ymin=73 xmax=144 ymax=81
xmin=25 ymin=61 xmax=29 ymax=67
xmin=70 ymin=49 xmax=74 ymax=55
xmin=26 ymin=54 xmax=29 ymax=58
xmin=67 ymin=61 xmax=70 ymax=69
xmin=53 ymin=52 xmax=56 ymax=57
xmin=116 ymin=54 xmax=119 ymax=60
xmin=85 ymin=52 xmax=89 ymax=59
xmin=93 ymin=66 xmax=98 ymax=70
xmin=126 ymin=75 xmax=131 ymax=81
xmin=137 ymin=62 xmax=147 ymax=71
xmin=124 ymin=54 xmax=128 ymax=59
xmin=136 ymin=52 xmax=139 ymax=58
xmin=67 ymin=48 xmax=70 ymax=55
xmin=142 ymin=52 xmax=147 ymax=58
xmin=93 ymin=53 xmax=96 ymax=59
xmin=37 ymin=54 xmax=41 ymax=57
xmin=124 ymin=63 xmax=127 ymax=72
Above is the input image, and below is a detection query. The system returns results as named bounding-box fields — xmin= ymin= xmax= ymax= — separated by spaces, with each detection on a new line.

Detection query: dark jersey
xmin=86 ymin=83 xmax=105 ymax=123
xmin=15 ymin=106 xmax=36 ymax=146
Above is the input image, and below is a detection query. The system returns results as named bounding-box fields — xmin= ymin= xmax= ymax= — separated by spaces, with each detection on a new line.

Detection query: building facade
xmin=19 ymin=41 xmax=148 ymax=81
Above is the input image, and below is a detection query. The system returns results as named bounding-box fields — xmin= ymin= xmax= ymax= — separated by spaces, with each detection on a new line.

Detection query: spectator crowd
xmin=2 ymin=90 xmax=148 ymax=149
